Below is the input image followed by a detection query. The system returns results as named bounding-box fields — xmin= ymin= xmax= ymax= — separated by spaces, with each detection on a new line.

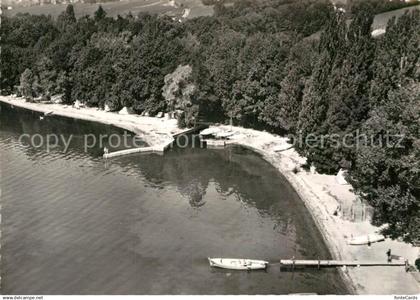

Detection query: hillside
xmin=3 ymin=0 xmax=214 ymax=19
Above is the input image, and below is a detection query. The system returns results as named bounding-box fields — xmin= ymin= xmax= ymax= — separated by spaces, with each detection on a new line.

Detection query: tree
xmin=297 ymin=49 xmax=340 ymax=173
xmin=57 ymin=4 xmax=76 ymax=30
xmin=162 ymin=65 xmax=197 ymax=128
xmin=36 ymin=56 xmax=58 ymax=97
xmin=369 ymin=11 xmax=419 ymax=107
xmin=215 ymin=32 xmax=288 ymax=127
xmin=0 ymin=14 xmax=57 ymax=93
xmin=19 ymin=68 xmax=37 ymax=100
xmin=325 ymin=7 xmax=375 ymax=168
xmin=350 ymin=83 xmax=420 ymax=242
xmin=297 ymin=9 xmax=358 ymax=173
xmin=204 ymin=28 xmax=246 ymax=121
xmin=126 ymin=15 xmax=184 ymax=114
xmin=56 ymin=71 xmax=73 ymax=104
xmin=349 ymin=11 xmax=420 ymax=243
xmin=263 ymin=41 xmax=314 ymax=133
xmin=162 ymin=65 xmax=195 ymax=111
xmin=94 ymin=5 xmax=107 ymax=22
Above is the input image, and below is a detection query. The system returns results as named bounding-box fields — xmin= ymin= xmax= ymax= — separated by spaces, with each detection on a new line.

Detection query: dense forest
xmin=0 ymin=0 xmax=419 ymax=242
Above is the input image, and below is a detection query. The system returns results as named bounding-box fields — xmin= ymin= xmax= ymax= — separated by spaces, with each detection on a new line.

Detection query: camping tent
xmin=336 ymin=169 xmax=349 ymax=185
xmin=372 ymin=28 xmax=386 ymax=37
xmin=118 ymin=107 xmax=135 ymax=115
xmin=74 ymin=100 xmax=83 ymax=109
xmin=51 ymin=94 xmax=63 ymax=104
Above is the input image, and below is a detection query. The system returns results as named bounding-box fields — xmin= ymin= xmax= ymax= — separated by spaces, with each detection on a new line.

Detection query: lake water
xmin=0 ymin=103 xmax=348 ymax=294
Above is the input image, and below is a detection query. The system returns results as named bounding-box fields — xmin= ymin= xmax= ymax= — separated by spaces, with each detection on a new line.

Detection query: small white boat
xmin=208 ymin=258 xmax=269 ymax=270
xmin=272 ymin=144 xmax=293 ymax=152
xmin=348 ymin=233 xmax=385 ymax=245
xmin=289 ymin=293 xmax=318 ymax=295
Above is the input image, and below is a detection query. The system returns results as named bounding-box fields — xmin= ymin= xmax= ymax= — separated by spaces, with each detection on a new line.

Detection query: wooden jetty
xmin=279 ymin=259 xmax=407 ymax=268
xmin=103 ymin=142 xmax=172 ymax=159
xmin=104 ymin=125 xmax=208 ymax=159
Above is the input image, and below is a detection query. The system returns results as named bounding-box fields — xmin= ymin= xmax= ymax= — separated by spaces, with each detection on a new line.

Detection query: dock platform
xmin=103 ymin=140 xmax=173 ymax=159
xmin=279 ymin=259 xmax=407 ymax=268
xmin=104 ymin=125 xmax=208 ymax=159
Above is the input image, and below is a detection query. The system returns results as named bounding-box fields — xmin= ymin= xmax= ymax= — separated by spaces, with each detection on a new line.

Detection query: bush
xmin=177 ymin=112 xmax=187 ymax=128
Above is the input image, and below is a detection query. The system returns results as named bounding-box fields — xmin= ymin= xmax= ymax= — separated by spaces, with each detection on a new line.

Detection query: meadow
xmin=4 ymin=0 xmax=214 ymax=19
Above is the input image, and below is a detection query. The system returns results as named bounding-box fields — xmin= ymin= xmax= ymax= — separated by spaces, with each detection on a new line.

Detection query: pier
xmin=104 ymin=124 xmax=208 ymax=159
xmin=279 ymin=259 xmax=408 ymax=269
xmin=103 ymin=143 xmax=172 ymax=159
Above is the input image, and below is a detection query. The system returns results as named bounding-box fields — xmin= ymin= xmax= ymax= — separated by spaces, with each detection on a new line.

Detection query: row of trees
xmin=1 ymin=1 xmax=419 ymax=242
xmin=294 ymin=6 xmax=419 ymax=242
xmin=0 ymin=0 xmax=332 ymax=126
xmin=347 ymin=0 xmax=420 ymax=15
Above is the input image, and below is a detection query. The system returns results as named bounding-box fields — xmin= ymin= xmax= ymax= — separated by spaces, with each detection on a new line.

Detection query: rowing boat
xmin=208 ymin=258 xmax=268 ymax=270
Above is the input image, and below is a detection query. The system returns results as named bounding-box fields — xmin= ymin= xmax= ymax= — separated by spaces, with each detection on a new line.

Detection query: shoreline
xmin=216 ymin=125 xmax=419 ymax=294
xmin=226 ymin=141 xmax=357 ymax=294
xmin=0 ymin=96 xmax=189 ymax=150
xmin=1 ymin=96 xmax=419 ymax=294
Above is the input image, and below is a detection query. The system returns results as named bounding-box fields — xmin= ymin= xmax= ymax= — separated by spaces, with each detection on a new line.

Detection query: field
xmin=4 ymin=0 xmax=214 ymax=19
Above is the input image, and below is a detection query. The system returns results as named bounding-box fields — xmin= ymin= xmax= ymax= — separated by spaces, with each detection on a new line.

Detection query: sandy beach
xmin=0 ymin=95 xmax=188 ymax=149
xmin=1 ymin=95 xmax=419 ymax=294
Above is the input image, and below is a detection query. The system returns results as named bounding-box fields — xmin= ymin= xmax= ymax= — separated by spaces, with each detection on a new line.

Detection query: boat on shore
xmin=348 ymin=233 xmax=385 ymax=245
xmin=208 ymin=258 xmax=269 ymax=270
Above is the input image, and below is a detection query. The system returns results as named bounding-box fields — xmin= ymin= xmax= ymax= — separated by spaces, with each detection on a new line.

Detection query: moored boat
xmin=208 ymin=258 xmax=269 ymax=270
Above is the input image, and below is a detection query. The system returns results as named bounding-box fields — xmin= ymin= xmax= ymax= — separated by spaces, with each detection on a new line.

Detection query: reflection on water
xmin=0 ymin=103 xmax=348 ymax=294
